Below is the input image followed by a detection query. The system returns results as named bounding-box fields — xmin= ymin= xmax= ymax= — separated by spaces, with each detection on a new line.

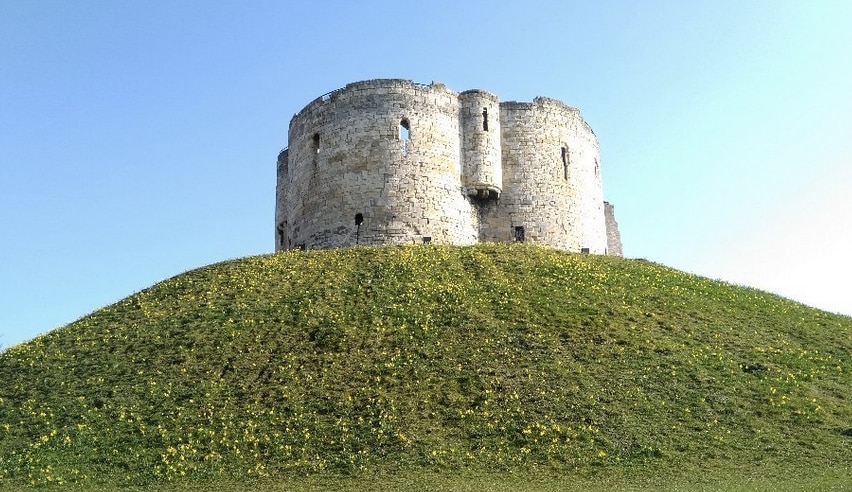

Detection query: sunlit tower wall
xmin=478 ymin=97 xmax=607 ymax=253
xmin=459 ymin=89 xmax=502 ymax=199
xmin=276 ymin=79 xmax=478 ymax=250
xmin=276 ymin=79 xmax=617 ymax=254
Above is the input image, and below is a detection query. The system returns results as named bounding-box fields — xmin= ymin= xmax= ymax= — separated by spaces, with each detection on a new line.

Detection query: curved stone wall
xmin=478 ymin=98 xmax=605 ymax=252
xmin=280 ymin=79 xmax=476 ymax=249
xmin=276 ymin=79 xmax=617 ymax=254
xmin=459 ymin=89 xmax=502 ymax=198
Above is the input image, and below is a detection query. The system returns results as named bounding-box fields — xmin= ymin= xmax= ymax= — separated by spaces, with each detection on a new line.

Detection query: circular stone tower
xmin=275 ymin=79 xmax=618 ymax=255
xmin=459 ymin=89 xmax=502 ymax=199
xmin=277 ymin=79 xmax=477 ymax=250
xmin=482 ymin=97 xmax=606 ymax=252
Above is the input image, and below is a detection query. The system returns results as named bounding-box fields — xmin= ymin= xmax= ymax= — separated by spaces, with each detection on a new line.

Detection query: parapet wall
xmin=276 ymin=79 xmax=620 ymax=255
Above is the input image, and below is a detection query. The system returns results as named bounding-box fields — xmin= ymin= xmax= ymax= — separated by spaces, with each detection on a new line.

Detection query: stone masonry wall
xmin=478 ymin=98 xmax=606 ymax=253
xmin=604 ymin=201 xmax=623 ymax=257
xmin=276 ymin=79 xmax=619 ymax=254
xmin=281 ymin=80 xmax=476 ymax=249
xmin=459 ymin=90 xmax=502 ymax=197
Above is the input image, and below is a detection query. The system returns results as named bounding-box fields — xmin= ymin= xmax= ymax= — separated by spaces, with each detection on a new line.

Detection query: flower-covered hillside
xmin=0 ymin=244 xmax=849 ymax=487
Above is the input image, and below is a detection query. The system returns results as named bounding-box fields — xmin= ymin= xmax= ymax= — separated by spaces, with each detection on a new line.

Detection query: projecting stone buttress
xmin=275 ymin=79 xmax=622 ymax=256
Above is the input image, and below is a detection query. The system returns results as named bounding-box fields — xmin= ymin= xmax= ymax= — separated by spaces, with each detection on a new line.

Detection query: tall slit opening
xmin=399 ymin=119 xmax=410 ymax=155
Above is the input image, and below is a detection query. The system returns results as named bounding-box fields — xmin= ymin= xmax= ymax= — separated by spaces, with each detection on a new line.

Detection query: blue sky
xmin=2 ymin=0 xmax=850 ymax=348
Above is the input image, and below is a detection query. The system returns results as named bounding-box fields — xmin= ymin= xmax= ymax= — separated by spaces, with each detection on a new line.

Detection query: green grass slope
xmin=0 ymin=244 xmax=849 ymax=488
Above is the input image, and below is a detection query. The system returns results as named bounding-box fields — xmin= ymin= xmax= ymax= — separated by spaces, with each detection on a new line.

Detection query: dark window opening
xmin=399 ymin=119 xmax=410 ymax=155
xmin=277 ymin=224 xmax=285 ymax=247
xmin=312 ymin=133 xmax=320 ymax=153
xmin=298 ymin=244 xmax=306 ymax=251
xmin=482 ymin=108 xmax=489 ymax=131
xmin=513 ymin=226 xmax=525 ymax=242
xmin=594 ymin=158 xmax=599 ymax=176
xmin=355 ymin=213 xmax=364 ymax=245
xmin=561 ymin=146 xmax=569 ymax=180
xmin=581 ymin=247 xmax=590 ymax=254
xmin=422 ymin=236 xmax=431 ymax=244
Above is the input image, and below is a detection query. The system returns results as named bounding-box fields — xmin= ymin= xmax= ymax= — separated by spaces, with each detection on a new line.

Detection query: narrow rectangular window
xmin=561 ymin=146 xmax=569 ymax=180
xmin=482 ymin=108 xmax=489 ymax=131
xmin=399 ymin=119 xmax=410 ymax=156
xmin=513 ymin=226 xmax=525 ymax=242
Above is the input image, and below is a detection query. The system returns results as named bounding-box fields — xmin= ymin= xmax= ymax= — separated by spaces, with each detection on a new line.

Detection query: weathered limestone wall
xmin=604 ymin=201 xmax=623 ymax=257
xmin=479 ymin=98 xmax=606 ymax=253
xmin=459 ymin=90 xmax=502 ymax=198
xmin=275 ymin=149 xmax=288 ymax=250
xmin=276 ymin=79 xmax=618 ymax=254
xmin=280 ymin=79 xmax=476 ymax=249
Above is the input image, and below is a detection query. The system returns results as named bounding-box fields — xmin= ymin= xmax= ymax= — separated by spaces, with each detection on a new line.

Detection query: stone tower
xmin=276 ymin=79 xmax=621 ymax=255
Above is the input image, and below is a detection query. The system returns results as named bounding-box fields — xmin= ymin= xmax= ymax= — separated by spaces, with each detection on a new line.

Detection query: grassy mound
xmin=0 ymin=244 xmax=849 ymax=488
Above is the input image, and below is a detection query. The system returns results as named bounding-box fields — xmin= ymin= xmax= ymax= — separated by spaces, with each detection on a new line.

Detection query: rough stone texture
xmin=604 ymin=201 xmax=623 ymax=257
xmin=275 ymin=79 xmax=622 ymax=255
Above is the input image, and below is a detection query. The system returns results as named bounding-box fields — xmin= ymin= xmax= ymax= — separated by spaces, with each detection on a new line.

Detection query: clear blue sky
xmin=2 ymin=1 xmax=851 ymax=348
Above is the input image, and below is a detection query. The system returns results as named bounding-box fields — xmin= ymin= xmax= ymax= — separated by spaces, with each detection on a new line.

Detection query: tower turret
xmin=459 ymin=90 xmax=502 ymax=199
